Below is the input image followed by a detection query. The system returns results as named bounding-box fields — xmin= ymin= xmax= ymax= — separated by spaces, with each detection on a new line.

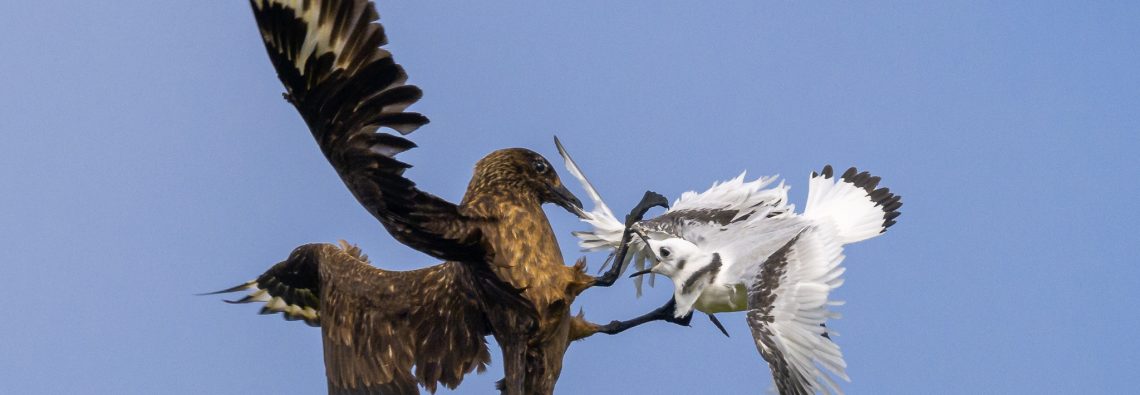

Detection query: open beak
xmin=549 ymin=183 xmax=586 ymax=219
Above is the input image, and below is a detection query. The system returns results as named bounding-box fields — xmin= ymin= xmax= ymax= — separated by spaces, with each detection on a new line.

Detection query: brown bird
xmin=209 ymin=1 xmax=664 ymax=394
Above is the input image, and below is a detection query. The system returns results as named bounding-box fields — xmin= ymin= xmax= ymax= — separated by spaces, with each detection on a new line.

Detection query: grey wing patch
xmin=746 ymin=234 xmax=814 ymax=395
xmin=745 ymin=226 xmax=848 ymax=395
xmin=639 ymin=208 xmax=743 ymax=236
xmin=639 ymin=205 xmax=790 ymax=241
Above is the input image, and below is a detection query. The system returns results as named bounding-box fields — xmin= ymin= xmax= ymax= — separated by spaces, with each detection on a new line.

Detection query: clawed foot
xmin=592 ymin=191 xmax=668 ymax=287
xmin=624 ymin=191 xmax=669 ymax=226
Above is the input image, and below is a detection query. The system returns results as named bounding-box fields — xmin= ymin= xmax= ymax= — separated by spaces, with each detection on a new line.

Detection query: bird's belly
xmin=694 ymin=283 xmax=748 ymax=314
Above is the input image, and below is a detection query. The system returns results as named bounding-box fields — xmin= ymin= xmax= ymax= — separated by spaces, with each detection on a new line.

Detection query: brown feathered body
xmin=458 ymin=150 xmax=597 ymax=393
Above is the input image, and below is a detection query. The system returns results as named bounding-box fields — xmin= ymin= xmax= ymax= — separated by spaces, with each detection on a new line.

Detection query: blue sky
xmin=2 ymin=1 xmax=1138 ymax=394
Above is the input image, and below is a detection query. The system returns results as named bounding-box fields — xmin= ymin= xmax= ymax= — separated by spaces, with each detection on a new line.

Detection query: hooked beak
xmin=548 ymin=182 xmax=586 ymax=219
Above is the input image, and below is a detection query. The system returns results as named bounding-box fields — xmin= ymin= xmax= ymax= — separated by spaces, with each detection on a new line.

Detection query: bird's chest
xmin=481 ymin=210 xmax=580 ymax=321
xmin=694 ymin=282 xmax=748 ymax=313
xmin=489 ymin=215 xmax=563 ymax=270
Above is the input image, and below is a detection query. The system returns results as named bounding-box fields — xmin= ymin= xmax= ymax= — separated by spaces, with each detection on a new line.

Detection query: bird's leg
xmin=592 ymin=191 xmax=668 ymax=287
xmin=496 ymin=338 xmax=527 ymax=395
xmin=595 ymin=298 xmax=692 ymax=335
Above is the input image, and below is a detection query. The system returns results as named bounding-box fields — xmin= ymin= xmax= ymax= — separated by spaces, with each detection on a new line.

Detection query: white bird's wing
xmin=746 ymin=225 xmax=849 ymax=395
xmin=639 ymin=173 xmax=793 ymax=249
xmin=670 ymin=172 xmax=791 ymax=217
xmin=554 ymin=138 xmax=623 ymax=251
xmin=703 ymin=213 xmax=810 ymax=287
xmin=555 ymin=138 xmax=659 ymax=294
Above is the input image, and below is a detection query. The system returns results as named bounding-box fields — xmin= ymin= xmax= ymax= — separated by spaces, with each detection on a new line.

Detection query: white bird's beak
xmin=628 ymin=266 xmax=656 ymax=278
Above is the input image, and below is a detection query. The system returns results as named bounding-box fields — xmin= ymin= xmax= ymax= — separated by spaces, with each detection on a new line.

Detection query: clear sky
xmin=2 ymin=1 xmax=1138 ymax=394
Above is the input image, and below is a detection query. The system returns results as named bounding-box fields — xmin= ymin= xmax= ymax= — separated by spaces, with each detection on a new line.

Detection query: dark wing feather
xmin=250 ymin=0 xmax=484 ymax=262
xmin=746 ymin=227 xmax=848 ymax=395
xmin=212 ymin=242 xmax=491 ymax=394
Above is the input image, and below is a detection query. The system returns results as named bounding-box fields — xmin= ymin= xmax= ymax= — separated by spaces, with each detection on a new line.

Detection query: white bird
xmin=556 ymin=140 xmax=902 ymax=395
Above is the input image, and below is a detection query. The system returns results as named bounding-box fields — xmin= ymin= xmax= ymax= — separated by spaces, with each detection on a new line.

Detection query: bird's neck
xmin=461 ymin=181 xmax=542 ymax=216
xmin=676 ymin=252 xmax=722 ymax=290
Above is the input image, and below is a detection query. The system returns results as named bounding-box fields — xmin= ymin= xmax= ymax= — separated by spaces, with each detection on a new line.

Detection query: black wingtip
xmin=223 ymin=293 xmax=262 ymax=304
xmin=708 ymin=313 xmax=730 ymax=337
xmin=197 ymin=281 xmax=253 ymax=296
xmin=839 ymin=166 xmax=903 ymax=231
xmin=821 ymin=165 xmax=834 ymax=178
xmin=553 ymin=136 xmax=568 ymax=156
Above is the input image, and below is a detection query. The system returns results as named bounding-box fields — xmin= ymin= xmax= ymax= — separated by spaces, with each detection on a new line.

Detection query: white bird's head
xmin=640 ymin=237 xmax=702 ymax=277
xmin=630 ymin=235 xmax=719 ymax=318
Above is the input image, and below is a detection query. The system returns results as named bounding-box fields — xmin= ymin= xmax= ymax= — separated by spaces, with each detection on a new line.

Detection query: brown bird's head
xmin=468 ymin=148 xmax=585 ymax=218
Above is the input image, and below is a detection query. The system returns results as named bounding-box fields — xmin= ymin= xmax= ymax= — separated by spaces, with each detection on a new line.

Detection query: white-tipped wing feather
xmin=747 ymin=226 xmax=848 ymax=395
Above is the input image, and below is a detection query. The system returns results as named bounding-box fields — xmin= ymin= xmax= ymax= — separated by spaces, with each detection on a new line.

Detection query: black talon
xmin=626 ymin=191 xmax=668 ymax=226
xmin=592 ymin=191 xmax=668 ymax=287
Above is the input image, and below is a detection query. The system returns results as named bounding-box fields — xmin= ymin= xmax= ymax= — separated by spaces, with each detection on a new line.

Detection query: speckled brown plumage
xmin=215 ymin=242 xmax=493 ymax=395
xmin=239 ymin=1 xmax=605 ymax=394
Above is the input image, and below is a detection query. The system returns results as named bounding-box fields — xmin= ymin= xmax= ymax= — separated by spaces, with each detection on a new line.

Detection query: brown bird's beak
xmin=549 ymin=183 xmax=586 ymax=219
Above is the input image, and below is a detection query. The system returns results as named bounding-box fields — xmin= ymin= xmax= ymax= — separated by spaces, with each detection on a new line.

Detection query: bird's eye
xmin=533 ymin=160 xmax=549 ymax=174
xmin=659 ymin=247 xmax=671 ymax=258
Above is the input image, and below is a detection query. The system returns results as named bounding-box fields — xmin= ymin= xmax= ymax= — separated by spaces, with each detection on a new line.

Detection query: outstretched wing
xmin=746 ymin=227 xmax=848 ymax=395
xmin=212 ymin=242 xmax=491 ymax=394
xmin=250 ymin=0 xmax=484 ymax=262
xmin=555 ymin=138 xmax=656 ymax=293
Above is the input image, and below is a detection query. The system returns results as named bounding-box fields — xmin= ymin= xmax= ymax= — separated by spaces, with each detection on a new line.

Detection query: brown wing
xmin=249 ymin=0 xmax=484 ymax=262
xmin=212 ymin=242 xmax=491 ymax=394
